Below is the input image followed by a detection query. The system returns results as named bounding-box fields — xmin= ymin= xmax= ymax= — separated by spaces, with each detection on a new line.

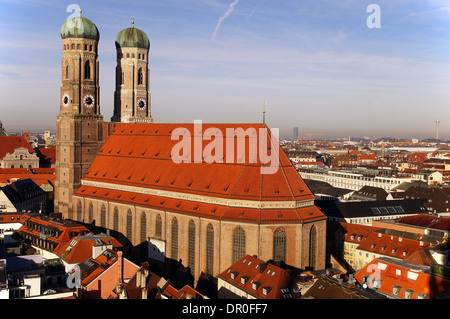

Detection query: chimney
xmin=142 ymin=287 xmax=148 ymax=299
xmin=117 ymin=251 xmax=123 ymax=284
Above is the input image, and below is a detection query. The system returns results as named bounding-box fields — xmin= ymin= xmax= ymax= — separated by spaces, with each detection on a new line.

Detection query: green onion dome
xmin=61 ymin=16 xmax=99 ymax=41
xmin=115 ymin=24 xmax=150 ymax=50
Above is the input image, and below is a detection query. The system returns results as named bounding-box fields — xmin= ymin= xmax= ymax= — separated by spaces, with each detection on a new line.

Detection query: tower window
xmin=71 ymin=44 xmax=75 ymax=50
xmin=138 ymin=53 xmax=141 ymax=59
xmin=84 ymin=60 xmax=91 ymax=79
xmin=77 ymin=44 xmax=80 ymax=50
xmin=84 ymin=44 xmax=87 ymax=50
xmin=89 ymin=45 xmax=92 ymax=51
xmin=65 ymin=65 xmax=69 ymax=79
xmin=138 ymin=68 xmax=143 ymax=85
xmin=142 ymin=54 xmax=145 ymax=60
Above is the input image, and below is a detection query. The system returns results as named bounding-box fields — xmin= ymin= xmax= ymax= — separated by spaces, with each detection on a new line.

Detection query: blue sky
xmin=1 ymin=0 xmax=450 ymax=139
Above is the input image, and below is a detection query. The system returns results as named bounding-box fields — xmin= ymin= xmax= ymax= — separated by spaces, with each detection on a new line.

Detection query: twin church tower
xmin=55 ymin=12 xmax=153 ymax=218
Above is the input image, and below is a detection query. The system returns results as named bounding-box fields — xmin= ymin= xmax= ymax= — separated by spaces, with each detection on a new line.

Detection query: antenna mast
xmin=262 ymin=101 xmax=267 ymax=124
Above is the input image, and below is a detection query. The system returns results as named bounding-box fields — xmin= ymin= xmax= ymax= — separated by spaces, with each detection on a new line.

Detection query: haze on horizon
xmin=1 ymin=0 xmax=449 ymax=140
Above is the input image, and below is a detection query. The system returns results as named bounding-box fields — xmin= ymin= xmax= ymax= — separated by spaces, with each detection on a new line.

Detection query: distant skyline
xmin=1 ymin=0 xmax=450 ymax=139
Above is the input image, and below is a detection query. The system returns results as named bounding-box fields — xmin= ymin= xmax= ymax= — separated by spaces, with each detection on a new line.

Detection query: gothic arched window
xmin=76 ymin=201 xmax=82 ymax=221
xmin=126 ymin=209 xmax=133 ymax=241
xmin=155 ymin=214 xmax=162 ymax=238
xmin=273 ymin=228 xmax=287 ymax=262
xmin=113 ymin=207 xmax=119 ymax=231
xmin=65 ymin=64 xmax=69 ymax=79
xmin=171 ymin=217 xmax=178 ymax=260
xmin=188 ymin=220 xmax=196 ymax=274
xmin=232 ymin=226 xmax=246 ymax=264
xmin=140 ymin=212 xmax=147 ymax=243
xmin=206 ymin=223 xmax=214 ymax=274
xmin=84 ymin=60 xmax=91 ymax=79
xmin=88 ymin=202 xmax=93 ymax=223
xmin=138 ymin=68 xmax=143 ymax=85
xmin=100 ymin=204 xmax=106 ymax=228
xmin=309 ymin=226 xmax=317 ymax=270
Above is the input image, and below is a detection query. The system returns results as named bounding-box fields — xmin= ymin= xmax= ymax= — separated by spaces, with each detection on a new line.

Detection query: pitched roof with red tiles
xmin=162 ymin=284 xmax=205 ymax=299
xmin=76 ymin=185 xmax=325 ymax=224
xmin=75 ymin=123 xmax=325 ymax=224
xmin=354 ymin=257 xmax=450 ymax=299
xmin=0 ymin=136 xmax=35 ymax=158
xmin=17 ymin=213 xmax=90 ymax=254
xmin=356 ymin=231 xmax=432 ymax=260
xmin=55 ymin=233 xmax=122 ymax=264
xmin=337 ymin=222 xmax=383 ymax=244
xmin=218 ymin=254 xmax=294 ymax=299
xmin=35 ymin=147 xmax=56 ymax=164
xmin=396 ymin=213 xmax=450 ymax=233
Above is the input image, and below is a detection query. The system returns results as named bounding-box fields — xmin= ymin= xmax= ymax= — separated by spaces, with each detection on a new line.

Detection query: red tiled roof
xmin=355 ymin=257 xmax=450 ymax=299
xmin=0 ymin=136 xmax=35 ymax=158
xmin=55 ymin=234 xmax=122 ymax=264
xmin=217 ymin=255 xmax=293 ymax=299
xmin=75 ymin=123 xmax=325 ymax=224
xmin=396 ymin=214 xmax=440 ymax=228
xmin=17 ymin=213 xmax=90 ymax=254
xmin=76 ymin=185 xmax=325 ymax=224
xmin=0 ymin=213 xmax=23 ymax=224
xmin=162 ymin=284 xmax=205 ymax=299
xmin=356 ymin=231 xmax=431 ymax=260
xmin=337 ymin=222 xmax=383 ymax=243
xmin=35 ymin=147 xmax=56 ymax=164
xmin=82 ymin=123 xmax=314 ymax=202
xmin=0 ymin=174 xmax=55 ymax=186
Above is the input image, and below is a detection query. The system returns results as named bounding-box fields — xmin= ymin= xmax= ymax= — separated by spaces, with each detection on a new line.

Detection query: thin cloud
xmin=211 ymin=0 xmax=240 ymax=41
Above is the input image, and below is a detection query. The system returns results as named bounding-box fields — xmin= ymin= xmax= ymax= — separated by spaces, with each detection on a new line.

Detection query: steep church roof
xmin=75 ymin=123 xmax=325 ymax=224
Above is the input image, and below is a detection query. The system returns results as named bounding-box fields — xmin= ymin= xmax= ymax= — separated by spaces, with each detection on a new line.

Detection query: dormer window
xmin=262 ymin=286 xmax=272 ymax=296
xmin=252 ymin=281 xmax=261 ymax=290
xmin=240 ymin=276 xmax=250 ymax=285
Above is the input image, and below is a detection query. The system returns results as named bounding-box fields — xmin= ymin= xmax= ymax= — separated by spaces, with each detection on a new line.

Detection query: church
xmin=54 ymin=12 xmax=327 ymax=280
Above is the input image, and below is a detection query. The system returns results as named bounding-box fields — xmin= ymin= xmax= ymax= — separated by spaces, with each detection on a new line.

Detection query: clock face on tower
xmin=62 ymin=94 xmax=70 ymax=107
xmin=84 ymin=95 xmax=95 ymax=108
xmin=137 ymin=99 xmax=146 ymax=110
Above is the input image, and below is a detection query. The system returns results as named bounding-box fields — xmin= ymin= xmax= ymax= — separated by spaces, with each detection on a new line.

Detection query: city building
xmin=355 ymin=256 xmax=450 ymax=299
xmin=0 ymin=213 xmax=23 ymax=256
xmin=0 ymin=136 xmax=39 ymax=169
xmin=110 ymin=264 xmax=161 ymax=299
xmin=316 ymin=198 xmax=428 ymax=225
xmin=350 ymin=186 xmax=389 ymax=201
xmin=217 ymin=254 xmax=294 ymax=299
xmin=299 ymin=168 xmax=412 ymax=192
xmin=55 ymin=232 xmax=122 ymax=273
xmin=393 ymin=186 xmax=450 ymax=214
xmin=373 ymin=214 xmax=450 ymax=239
xmin=15 ymin=213 xmax=91 ymax=260
xmin=77 ymin=250 xmax=139 ymax=299
xmin=0 ymin=179 xmax=47 ymax=213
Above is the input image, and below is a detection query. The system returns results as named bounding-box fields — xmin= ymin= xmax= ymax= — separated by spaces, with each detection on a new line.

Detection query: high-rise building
xmin=293 ymin=127 xmax=299 ymax=141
